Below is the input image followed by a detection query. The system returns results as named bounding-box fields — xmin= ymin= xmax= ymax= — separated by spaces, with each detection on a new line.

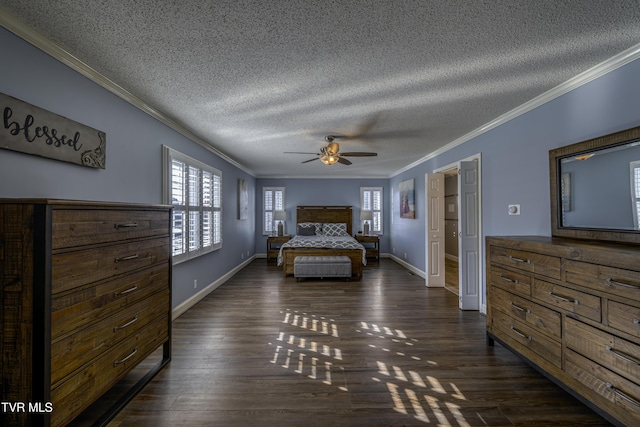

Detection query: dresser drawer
xmin=52 ymin=208 xmax=169 ymax=249
xmin=532 ymin=279 xmax=601 ymax=322
xmin=608 ymin=300 xmax=640 ymax=339
xmin=490 ymin=246 xmax=561 ymax=279
xmin=565 ymin=260 xmax=640 ymax=302
xmin=490 ymin=286 xmax=561 ymax=340
xmin=51 ymin=264 xmax=169 ymax=339
xmin=489 ymin=266 xmax=532 ymax=296
xmin=50 ymin=314 xmax=169 ymax=426
xmin=51 ymin=290 xmax=169 ymax=386
xmin=565 ymin=348 xmax=640 ymax=425
xmin=565 ymin=317 xmax=640 ymax=382
xmin=52 ymin=236 xmax=170 ymax=293
xmin=492 ymin=310 xmax=561 ymax=368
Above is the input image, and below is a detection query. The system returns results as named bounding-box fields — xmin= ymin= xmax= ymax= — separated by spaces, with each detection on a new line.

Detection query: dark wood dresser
xmin=486 ymin=236 xmax=640 ymax=427
xmin=0 ymin=199 xmax=172 ymax=426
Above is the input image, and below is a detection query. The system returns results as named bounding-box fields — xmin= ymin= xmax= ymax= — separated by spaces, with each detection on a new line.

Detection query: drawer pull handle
xmin=114 ymin=347 xmax=138 ymax=367
xmin=510 ymin=326 xmax=531 ymax=341
xmin=114 ymin=222 xmax=138 ymax=229
xmin=606 ymin=277 xmax=640 ymax=289
xmin=115 ymin=253 xmax=139 ymax=263
xmin=509 ymin=301 xmax=531 ymax=314
xmin=114 ymin=285 xmax=138 ymax=297
xmin=607 ymin=384 xmax=640 ymax=407
xmin=548 ymin=291 xmax=578 ymax=305
xmin=508 ymin=256 xmax=531 ymax=264
xmin=606 ymin=346 xmax=640 ymax=366
xmin=500 ymin=275 xmax=519 ymax=284
xmin=633 ymin=319 xmax=640 ymax=326
xmin=114 ymin=315 xmax=139 ymax=332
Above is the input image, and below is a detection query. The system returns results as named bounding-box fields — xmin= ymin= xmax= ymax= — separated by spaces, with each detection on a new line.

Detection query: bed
xmin=277 ymin=206 xmax=366 ymax=280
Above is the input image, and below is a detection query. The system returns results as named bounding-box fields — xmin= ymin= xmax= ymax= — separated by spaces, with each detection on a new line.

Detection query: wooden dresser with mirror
xmin=0 ymin=199 xmax=172 ymax=426
xmin=486 ymin=125 xmax=640 ymax=427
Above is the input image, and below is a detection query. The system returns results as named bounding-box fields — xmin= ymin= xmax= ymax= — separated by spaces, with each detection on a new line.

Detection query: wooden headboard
xmin=296 ymin=206 xmax=353 ymax=235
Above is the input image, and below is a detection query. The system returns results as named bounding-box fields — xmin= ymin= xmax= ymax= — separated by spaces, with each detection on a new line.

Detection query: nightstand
xmin=267 ymin=235 xmax=291 ymax=262
xmin=356 ymin=234 xmax=379 ymax=261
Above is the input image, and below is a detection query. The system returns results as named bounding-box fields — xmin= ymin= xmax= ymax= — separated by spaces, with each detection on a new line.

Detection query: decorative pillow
xmin=322 ymin=222 xmax=348 ymax=236
xmin=297 ymin=224 xmax=316 ymax=236
xmin=297 ymin=222 xmax=322 ymax=235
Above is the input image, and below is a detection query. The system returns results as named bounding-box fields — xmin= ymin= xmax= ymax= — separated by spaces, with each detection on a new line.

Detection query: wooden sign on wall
xmin=1 ymin=92 xmax=106 ymax=169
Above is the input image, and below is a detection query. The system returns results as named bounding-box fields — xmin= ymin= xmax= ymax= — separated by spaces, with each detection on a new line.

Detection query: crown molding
xmin=391 ymin=41 xmax=640 ymax=178
xmin=255 ymin=174 xmax=389 ymax=180
xmin=0 ymin=8 xmax=255 ymax=177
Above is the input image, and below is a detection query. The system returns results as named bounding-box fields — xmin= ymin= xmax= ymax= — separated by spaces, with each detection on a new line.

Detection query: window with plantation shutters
xmin=163 ymin=146 xmax=222 ymax=264
xmin=633 ymin=161 xmax=640 ymax=230
xmin=361 ymin=187 xmax=383 ymax=234
xmin=263 ymin=187 xmax=285 ymax=235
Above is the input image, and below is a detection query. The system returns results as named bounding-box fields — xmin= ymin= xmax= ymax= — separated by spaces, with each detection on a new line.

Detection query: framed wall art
xmin=399 ymin=178 xmax=415 ymax=219
xmin=238 ymin=179 xmax=249 ymax=220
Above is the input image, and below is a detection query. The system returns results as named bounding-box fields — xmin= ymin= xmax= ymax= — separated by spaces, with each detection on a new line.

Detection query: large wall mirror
xmin=550 ymin=125 xmax=640 ymax=245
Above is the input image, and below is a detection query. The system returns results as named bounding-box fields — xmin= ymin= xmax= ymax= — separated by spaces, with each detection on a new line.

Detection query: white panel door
xmin=426 ymin=173 xmax=445 ymax=287
xmin=459 ymin=160 xmax=479 ymax=310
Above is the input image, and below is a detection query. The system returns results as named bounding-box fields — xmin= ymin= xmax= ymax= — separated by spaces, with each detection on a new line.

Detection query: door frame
xmin=428 ymin=153 xmax=484 ymax=312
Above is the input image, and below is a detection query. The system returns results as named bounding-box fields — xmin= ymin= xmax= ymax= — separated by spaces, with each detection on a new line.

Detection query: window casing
xmin=632 ymin=161 xmax=640 ymax=230
xmin=361 ymin=187 xmax=383 ymax=234
xmin=263 ymin=187 xmax=285 ymax=235
xmin=163 ymin=146 xmax=222 ymax=264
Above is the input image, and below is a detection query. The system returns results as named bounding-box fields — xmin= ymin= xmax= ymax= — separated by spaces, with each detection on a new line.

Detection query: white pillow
xmin=323 ymin=223 xmax=348 ymax=236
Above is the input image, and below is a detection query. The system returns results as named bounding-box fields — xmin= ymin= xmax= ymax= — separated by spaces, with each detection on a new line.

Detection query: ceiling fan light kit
xmin=320 ymin=155 xmax=338 ymax=165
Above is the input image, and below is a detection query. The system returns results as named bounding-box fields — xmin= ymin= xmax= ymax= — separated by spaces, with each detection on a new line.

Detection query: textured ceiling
xmin=1 ymin=1 xmax=640 ymax=177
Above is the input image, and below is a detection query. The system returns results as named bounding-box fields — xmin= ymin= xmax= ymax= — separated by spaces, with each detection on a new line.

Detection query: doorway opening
xmin=443 ymin=169 xmax=459 ymax=296
xmin=425 ymin=154 xmax=482 ymax=311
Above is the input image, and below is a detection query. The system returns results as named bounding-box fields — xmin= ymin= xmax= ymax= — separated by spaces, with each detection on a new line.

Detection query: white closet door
xmin=425 ymin=173 xmax=445 ymax=287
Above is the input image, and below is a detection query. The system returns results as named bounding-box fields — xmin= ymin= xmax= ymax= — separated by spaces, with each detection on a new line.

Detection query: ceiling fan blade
xmin=339 ymin=152 xmax=378 ymax=157
xmin=301 ymin=157 xmax=319 ymax=163
xmin=337 ymin=157 xmax=352 ymax=165
xmin=353 ymin=114 xmax=380 ymax=138
xmin=323 ymin=114 xmax=381 ymax=142
xmin=361 ymin=129 xmax=424 ymax=140
xmin=284 ymin=151 xmax=319 ymax=155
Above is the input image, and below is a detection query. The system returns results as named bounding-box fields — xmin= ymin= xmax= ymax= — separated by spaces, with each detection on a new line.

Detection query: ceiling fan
xmin=285 ymin=135 xmax=378 ymax=165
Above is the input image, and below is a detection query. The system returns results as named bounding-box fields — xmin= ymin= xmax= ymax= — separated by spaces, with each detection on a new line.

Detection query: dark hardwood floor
xmin=445 ymin=258 xmax=459 ymax=296
xmin=109 ymin=259 xmax=611 ymax=426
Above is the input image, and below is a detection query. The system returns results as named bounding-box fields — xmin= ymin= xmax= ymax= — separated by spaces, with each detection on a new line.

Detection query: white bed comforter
xmin=277 ymin=235 xmax=367 ymax=266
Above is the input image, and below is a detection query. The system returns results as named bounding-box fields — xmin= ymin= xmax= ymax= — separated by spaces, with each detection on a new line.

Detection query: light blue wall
xmin=256 ymin=178 xmax=390 ymax=254
xmin=390 ymin=56 xmax=640 ymax=306
xmin=0 ymin=28 xmax=256 ymax=309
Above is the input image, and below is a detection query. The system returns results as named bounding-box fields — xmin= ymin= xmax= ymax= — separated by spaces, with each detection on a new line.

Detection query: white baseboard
xmin=172 ymin=255 xmax=256 ymax=320
xmin=255 ymin=253 xmax=267 ymax=259
xmin=388 ymin=255 xmax=426 ymax=279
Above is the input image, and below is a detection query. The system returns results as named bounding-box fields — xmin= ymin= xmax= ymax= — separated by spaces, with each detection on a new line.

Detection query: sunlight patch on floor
xmin=271 ymin=311 xmax=472 ymax=423
xmin=270 ymin=309 xmax=348 ymax=391
xmin=361 ymin=320 xmax=470 ymax=425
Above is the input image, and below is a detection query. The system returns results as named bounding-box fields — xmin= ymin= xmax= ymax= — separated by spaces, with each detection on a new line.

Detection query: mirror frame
xmin=550 ymin=124 xmax=640 ymax=245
